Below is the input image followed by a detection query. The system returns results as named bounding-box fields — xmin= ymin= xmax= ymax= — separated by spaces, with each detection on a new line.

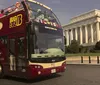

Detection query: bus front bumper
xmin=28 ymin=64 xmax=66 ymax=79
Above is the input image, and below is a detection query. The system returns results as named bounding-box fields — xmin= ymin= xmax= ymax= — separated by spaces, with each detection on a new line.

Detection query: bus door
xmin=8 ymin=35 xmax=27 ymax=76
xmin=8 ymin=36 xmax=17 ymax=73
xmin=17 ymin=36 xmax=27 ymax=73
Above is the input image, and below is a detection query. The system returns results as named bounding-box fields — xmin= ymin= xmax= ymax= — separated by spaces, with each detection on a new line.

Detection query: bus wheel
xmin=0 ymin=64 xmax=4 ymax=78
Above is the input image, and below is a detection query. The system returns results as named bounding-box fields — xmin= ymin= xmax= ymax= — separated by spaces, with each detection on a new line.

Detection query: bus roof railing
xmin=0 ymin=1 xmax=24 ymax=16
xmin=27 ymin=0 xmax=52 ymax=10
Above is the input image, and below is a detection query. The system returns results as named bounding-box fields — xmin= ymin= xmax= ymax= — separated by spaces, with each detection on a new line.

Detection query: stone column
xmin=64 ymin=30 xmax=67 ymax=46
xmin=70 ymin=29 xmax=73 ymax=41
xmin=90 ymin=24 xmax=93 ymax=43
xmin=66 ymin=30 xmax=69 ymax=46
xmin=75 ymin=28 xmax=78 ymax=40
xmin=96 ymin=22 xmax=100 ymax=41
xmin=80 ymin=26 xmax=83 ymax=44
xmin=85 ymin=25 xmax=88 ymax=43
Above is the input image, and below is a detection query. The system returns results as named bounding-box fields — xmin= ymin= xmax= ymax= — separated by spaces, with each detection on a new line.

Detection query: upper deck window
xmin=27 ymin=1 xmax=61 ymax=27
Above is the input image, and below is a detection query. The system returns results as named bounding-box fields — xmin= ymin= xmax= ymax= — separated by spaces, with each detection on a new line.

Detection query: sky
xmin=1 ymin=0 xmax=100 ymax=25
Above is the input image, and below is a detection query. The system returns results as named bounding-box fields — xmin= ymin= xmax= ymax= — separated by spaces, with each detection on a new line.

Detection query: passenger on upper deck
xmin=14 ymin=2 xmax=21 ymax=11
xmin=5 ymin=8 xmax=12 ymax=15
xmin=0 ymin=9 xmax=4 ymax=18
xmin=35 ymin=9 xmax=45 ymax=22
xmin=27 ymin=3 xmax=33 ymax=19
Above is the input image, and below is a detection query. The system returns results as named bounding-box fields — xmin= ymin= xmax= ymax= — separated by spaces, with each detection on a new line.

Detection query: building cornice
xmin=63 ymin=9 xmax=100 ymax=28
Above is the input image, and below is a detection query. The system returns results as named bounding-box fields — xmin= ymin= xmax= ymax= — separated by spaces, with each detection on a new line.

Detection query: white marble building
xmin=63 ymin=9 xmax=100 ymax=47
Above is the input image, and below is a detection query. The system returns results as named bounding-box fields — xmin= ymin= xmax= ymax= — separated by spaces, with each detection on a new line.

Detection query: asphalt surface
xmin=1 ymin=65 xmax=100 ymax=85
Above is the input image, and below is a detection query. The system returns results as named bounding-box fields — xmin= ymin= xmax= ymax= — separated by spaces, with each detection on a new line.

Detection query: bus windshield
xmin=27 ymin=1 xmax=61 ymax=26
xmin=30 ymin=25 xmax=64 ymax=58
xmin=27 ymin=1 xmax=64 ymax=58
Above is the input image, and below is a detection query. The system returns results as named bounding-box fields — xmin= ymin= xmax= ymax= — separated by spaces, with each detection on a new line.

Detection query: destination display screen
xmin=38 ymin=25 xmax=63 ymax=36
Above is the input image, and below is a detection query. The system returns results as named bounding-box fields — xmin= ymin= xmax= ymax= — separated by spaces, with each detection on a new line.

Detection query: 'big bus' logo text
xmin=9 ymin=14 xmax=23 ymax=28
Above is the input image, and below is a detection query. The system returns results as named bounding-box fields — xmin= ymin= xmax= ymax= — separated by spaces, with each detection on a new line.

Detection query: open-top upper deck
xmin=0 ymin=1 xmax=27 ymax=36
xmin=0 ymin=0 xmax=62 ymax=36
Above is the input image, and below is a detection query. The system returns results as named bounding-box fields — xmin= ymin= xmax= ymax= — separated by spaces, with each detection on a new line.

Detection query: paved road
xmin=1 ymin=65 xmax=100 ymax=85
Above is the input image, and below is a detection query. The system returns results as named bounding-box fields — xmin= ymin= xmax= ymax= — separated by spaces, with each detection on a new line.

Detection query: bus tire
xmin=0 ymin=64 xmax=4 ymax=78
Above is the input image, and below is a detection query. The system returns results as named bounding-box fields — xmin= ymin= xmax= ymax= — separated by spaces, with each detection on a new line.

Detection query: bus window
xmin=17 ymin=37 xmax=26 ymax=71
xmin=9 ymin=39 xmax=16 ymax=71
xmin=9 ymin=39 xmax=15 ymax=55
xmin=30 ymin=32 xmax=39 ymax=54
xmin=0 ymin=36 xmax=8 ymax=47
xmin=17 ymin=37 xmax=25 ymax=56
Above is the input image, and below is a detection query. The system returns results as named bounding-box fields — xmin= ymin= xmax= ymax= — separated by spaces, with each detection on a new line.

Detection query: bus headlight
xmin=35 ymin=66 xmax=41 ymax=68
xmin=64 ymin=67 xmax=66 ymax=69
xmin=37 ymin=66 xmax=41 ymax=68
xmin=30 ymin=65 xmax=43 ymax=69
xmin=35 ymin=66 xmax=37 ymax=68
xmin=38 ymin=71 xmax=41 ymax=75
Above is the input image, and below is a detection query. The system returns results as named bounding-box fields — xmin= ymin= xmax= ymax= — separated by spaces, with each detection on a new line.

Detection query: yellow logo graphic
xmin=9 ymin=14 xmax=22 ymax=28
xmin=0 ymin=22 xmax=3 ymax=30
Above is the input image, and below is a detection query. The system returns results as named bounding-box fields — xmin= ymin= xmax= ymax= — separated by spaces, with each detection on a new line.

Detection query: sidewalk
xmin=66 ymin=56 xmax=100 ymax=65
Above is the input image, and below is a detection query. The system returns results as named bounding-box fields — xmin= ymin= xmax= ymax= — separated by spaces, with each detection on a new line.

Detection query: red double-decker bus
xmin=0 ymin=0 xmax=66 ymax=79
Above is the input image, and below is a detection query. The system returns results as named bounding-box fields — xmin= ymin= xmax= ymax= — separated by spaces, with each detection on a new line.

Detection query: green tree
xmin=65 ymin=45 xmax=71 ymax=53
xmin=67 ymin=40 xmax=80 ymax=53
xmin=95 ymin=41 xmax=100 ymax=50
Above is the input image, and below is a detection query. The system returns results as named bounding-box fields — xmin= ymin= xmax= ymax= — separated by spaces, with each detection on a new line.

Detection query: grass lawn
xmin=66 ymin=53 xmax=100 ymax=57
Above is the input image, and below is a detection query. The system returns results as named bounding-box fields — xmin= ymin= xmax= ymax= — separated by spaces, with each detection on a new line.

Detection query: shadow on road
xmin=3 ymin=73 xmax=62 ymax=83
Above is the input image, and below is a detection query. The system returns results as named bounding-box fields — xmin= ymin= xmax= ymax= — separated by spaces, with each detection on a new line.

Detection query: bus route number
xmin=9 ymin=14 xmax=23 ymax=28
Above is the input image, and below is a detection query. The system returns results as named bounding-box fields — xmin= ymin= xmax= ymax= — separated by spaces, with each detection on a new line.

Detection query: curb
xmin=66 ymin=64 xmax=100 ymax=66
